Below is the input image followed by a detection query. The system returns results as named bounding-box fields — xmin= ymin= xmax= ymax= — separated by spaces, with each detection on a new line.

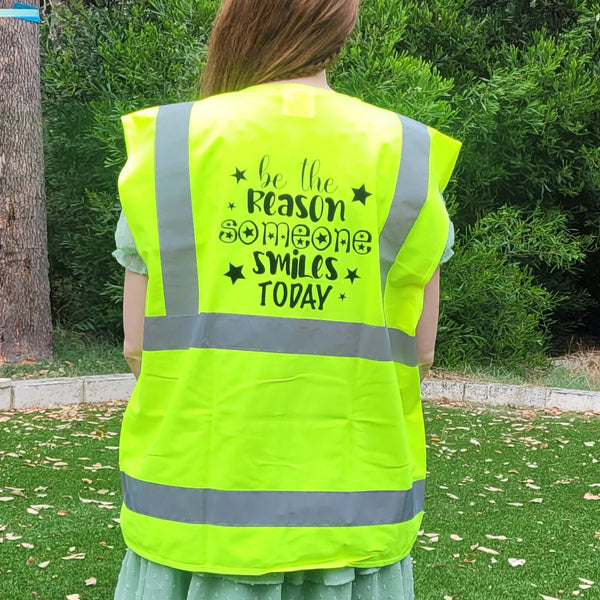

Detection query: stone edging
xmin=0 ymin=374 xmax=135 ymax=411
xmin=422 ymin=379 xmax=600 ymax=413
xmin=0 ymin=374 xmax=599 ymax=413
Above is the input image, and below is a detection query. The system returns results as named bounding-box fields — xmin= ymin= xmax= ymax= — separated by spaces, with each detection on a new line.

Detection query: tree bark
xmin=0 ymin=0 xmax=52 ymax=363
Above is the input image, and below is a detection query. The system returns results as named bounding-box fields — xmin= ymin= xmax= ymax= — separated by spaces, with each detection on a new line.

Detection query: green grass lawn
xmin=0 ymin=329 xmax=127 ymax=381
xmin=1 ymin=402 xmax=599 ymax=600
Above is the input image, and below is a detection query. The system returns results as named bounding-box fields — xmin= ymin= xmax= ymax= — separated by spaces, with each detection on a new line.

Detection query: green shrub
xmin=394 ymin=0 xmax=600 ymax=347
xmin=42 ymin=0 xmax=215 ymax=337
xmin=437 ymin=206 xmax=587 ymax=368
xmin=41 ymin=0 xmax=599 ymax=367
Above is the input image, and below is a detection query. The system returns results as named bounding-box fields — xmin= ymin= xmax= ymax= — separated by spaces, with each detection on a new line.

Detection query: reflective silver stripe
xmin=379 ymin=115 xmax=431 ymax=290
xmin=144 ymin=313 xmax=417 ymax=366
xmin=389 ymin=327 xmax=418 ymax=366
xmin=155 ymin=102 xmax=199 ymax=315
xmin=121 ymin=472 xmax=425 ymax=527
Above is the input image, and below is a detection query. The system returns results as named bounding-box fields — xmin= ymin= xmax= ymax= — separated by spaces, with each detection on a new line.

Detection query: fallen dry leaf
xmin=508 ymin=558 xmax=526 ymax=567
xmin=66 ymin=595 xmax=81 ymax=600
xmin=584 ymin=492 xmax=600 ymax=501
xmin=450 ymin=534 xmax=463 ymax=541
xmin=85 ymin=577 xmax=97 ymax=586
xmin=38 ymin=561 xmax=50 ymax=568
xmin=539 ymin=595 xmax=559 ymax=600
xmin=477 ymin=546 xmax=499 ymax=555
xmin=62 ymin=553 xmax=86 ymax=560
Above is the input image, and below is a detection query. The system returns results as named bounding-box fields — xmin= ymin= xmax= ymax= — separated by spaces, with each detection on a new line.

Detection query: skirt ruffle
xmin=114 ymin=549 xmax=414 ymax=600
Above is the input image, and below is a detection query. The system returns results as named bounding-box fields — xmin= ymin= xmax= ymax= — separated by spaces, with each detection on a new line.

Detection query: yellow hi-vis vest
xmin=118 ymin=83 xmax=461 ymax=575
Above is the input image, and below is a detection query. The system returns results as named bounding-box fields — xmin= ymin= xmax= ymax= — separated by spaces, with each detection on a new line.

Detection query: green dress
xmin=112 ymin=212 xmax=455 ymax=600
xmin=114 ymin=549 xmax=415 ymax=600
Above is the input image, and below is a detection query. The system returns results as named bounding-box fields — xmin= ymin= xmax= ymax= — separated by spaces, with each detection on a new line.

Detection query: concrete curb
xmin=0 ymin=374 xmax=135 ymax=411
xmin=0 ymin=374 xmax=599 ymax=414
xmin=421 ymin=380 xmax=600 ymax=414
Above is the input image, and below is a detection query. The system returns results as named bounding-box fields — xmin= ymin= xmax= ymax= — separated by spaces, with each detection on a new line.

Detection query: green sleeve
xmin=440 ymin=220 xmax=454 ymax=265
xmin=112 ymin=210 xmax=148 ymax=275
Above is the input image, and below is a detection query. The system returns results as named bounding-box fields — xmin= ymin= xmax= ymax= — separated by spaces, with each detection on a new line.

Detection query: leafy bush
xmin=393 ymin=0 xmax=600 ymax=348
xmin=41 ymin=0 xmax=599 ymax=367
xmin=438 ymin=207 xmax=587 ymax=368
xmin=42 ymin=0 xmax=215 ymax=336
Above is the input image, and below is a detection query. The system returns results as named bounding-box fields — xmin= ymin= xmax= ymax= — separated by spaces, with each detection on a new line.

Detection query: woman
xmin=113 ymin=0 xmax=461 ymax=598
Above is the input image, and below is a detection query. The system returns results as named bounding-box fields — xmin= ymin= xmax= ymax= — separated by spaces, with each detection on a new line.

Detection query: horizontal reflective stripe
xmin=121 ymin=473 xmax=425 ymax=527
xmin=143 ymin=313 xmax=417 ymax=366
xmin=389 ymin=327 xmax=418 ymax=366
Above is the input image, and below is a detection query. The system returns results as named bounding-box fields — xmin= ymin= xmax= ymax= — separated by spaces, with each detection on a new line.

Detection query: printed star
xmin=243 ymin=226 xmax=254 ymax=238
xmin=357 ymin=243 xmax=365 ymax=251
xmin=268 ymin=233 xmax=275 ymax=240
xmin=345 ymin=268 xmax=360 ymax=284
xmin=316 ymin=233 xmax=328 ymax=244
xmin=339 ymin=293 xmax=347 ymax=301
xmin=228 ymin=202 xmax=236 ymax=210
xmin=352 ymin=184 xmax=372 ymax=205
xmin=231 ymin=168 xmax=247 ymax=183
xmin=224 ymin=263 xmax=245 ymax=284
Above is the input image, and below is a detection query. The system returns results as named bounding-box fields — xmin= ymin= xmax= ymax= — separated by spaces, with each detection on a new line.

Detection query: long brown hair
xmin=200 ymin=0 xmax=359 ymax=97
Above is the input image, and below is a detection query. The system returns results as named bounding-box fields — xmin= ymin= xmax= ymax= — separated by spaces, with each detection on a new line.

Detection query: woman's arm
xmin=415 ymin=267 xmax=440 ymax=381
xmin=123 ymin=269 xmax=148 ymax=379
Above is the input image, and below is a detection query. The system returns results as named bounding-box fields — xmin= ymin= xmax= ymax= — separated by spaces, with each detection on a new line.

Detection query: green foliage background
xmin=41 ymin=0 xmax=600 ymax=368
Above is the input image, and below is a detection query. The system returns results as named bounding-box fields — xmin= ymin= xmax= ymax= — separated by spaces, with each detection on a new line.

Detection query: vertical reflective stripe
xmin=155 ymin=102 xmax=199 ymax=315
xmin=379 ymin=116 xmax=431 ymax=291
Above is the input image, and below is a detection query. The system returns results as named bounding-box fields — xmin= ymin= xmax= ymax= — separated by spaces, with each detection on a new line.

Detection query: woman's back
xmin=114 ymin=1 xmax=460 ymax=596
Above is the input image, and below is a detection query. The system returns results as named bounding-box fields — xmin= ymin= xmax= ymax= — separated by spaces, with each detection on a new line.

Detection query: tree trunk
xmin=0 ymin=0 xmax=52 ymax=363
